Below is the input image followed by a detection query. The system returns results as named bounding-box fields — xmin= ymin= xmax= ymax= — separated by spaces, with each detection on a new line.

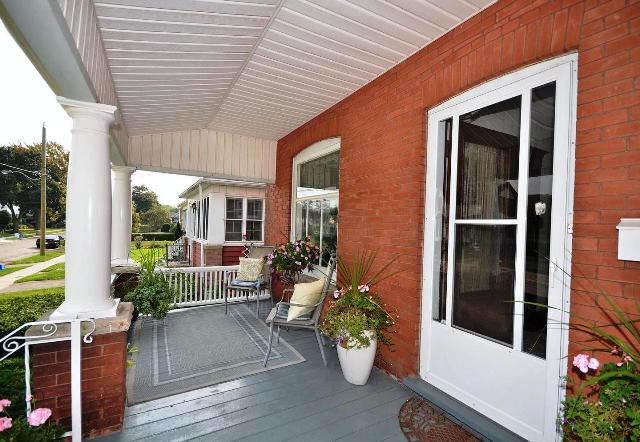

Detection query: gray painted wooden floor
xmin=98 ymin=301 xmax=411 ymax=441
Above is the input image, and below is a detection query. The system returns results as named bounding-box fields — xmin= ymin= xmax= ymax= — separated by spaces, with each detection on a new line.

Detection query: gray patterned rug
xmin=126 ymin=303 xmax=305 ymax=405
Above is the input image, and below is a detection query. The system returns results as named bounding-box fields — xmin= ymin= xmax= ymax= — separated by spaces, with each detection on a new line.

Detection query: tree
xmin=0 ymin=209 xmax=11 ymax=230
xmin=131 ymin=202 xmax=141 ymax=233
xmin=132 ymin=185 xmax=159 ymax=214
xmin=0 ymin=143 xmax=68 ymax=231
xmin=173 ymin=222 xmax=183 ymax=240
xmin=140 ymin=205 xmax=171 ymax=231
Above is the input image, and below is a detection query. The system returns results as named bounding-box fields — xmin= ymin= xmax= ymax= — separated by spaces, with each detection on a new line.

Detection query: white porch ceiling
xmin=95 ymin=0 xmax=494 ymax=140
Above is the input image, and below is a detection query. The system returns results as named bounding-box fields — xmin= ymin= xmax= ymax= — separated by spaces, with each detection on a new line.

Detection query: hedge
xmin=132 ymin=232 xmax=175 ymax=241
xmin=0 ymin=288 xmax=65 ymax=336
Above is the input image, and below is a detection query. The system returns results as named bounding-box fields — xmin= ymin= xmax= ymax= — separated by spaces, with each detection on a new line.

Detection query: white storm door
xmin=421 ymin=55 xmax=576 ymax=442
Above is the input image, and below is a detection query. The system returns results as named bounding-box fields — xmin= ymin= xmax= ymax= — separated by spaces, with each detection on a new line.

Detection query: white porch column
xmin=52 ymin=97 xmax=118 ymax=319
xmin=111 ymin=166 xmax=136 ymax=265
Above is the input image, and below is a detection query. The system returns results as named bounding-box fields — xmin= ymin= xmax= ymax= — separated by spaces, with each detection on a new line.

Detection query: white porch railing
xmin=160 ymin=265 xmax=270 ymax=308
xmin=0 ymin=319 xmax=96 ymax=442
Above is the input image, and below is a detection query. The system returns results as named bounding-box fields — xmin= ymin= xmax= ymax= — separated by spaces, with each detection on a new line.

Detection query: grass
xmin=0 ymin=265 xmax=30 ymax=277
xmin=130 ymin=247 xmax=164 ymax=263
xmin=9 ymin=249 xmax=64 ymax=265
xmin=16 ymin=262 xmax=65 ymax=283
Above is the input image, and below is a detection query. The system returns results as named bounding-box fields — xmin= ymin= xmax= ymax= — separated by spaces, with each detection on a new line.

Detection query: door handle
xmin=550 ymin=259 xmax=557 ymax=288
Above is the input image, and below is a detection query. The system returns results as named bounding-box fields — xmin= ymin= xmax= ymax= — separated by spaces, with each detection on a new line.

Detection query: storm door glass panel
xmin=321 ymin=199 xmax=338 ymax=266
xmin=295 ymin=201 xmax=307 ymax=239
xmin=306 ymin=200 xmax=322 ymax=246
xmin=457 ymin=96 xmax=521 ymax=220
xmin=522 ymin=82 xmax=556 ymax=358
xmin=453 ymin=225 xmax=517 ymax=345
xmin=433 ymin=118 xmax=453 ymax=321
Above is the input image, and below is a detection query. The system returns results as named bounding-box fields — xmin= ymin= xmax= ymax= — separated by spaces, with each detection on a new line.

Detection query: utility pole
xmin=40 ymin=123 xmax=46 ymax=256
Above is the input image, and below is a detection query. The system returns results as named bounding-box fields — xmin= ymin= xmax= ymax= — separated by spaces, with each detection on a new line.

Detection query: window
xmin=225 ymin=197 xmax=264 ymax=242
xmin=246 ymin=199 xmax=263 ymax=241
xmin=292 ymin=139 xmax=340 ymax=268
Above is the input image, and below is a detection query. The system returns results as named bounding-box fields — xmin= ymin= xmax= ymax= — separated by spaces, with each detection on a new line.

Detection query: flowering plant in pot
xmin=266 ymin=237 xmax=320 ymax=284
xmin=321 ymin=250 xmax=399 ymax=385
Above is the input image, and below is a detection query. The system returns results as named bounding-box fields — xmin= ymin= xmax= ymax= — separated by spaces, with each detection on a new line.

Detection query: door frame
xmin=420 ymin=53 xmax=578 ymax=441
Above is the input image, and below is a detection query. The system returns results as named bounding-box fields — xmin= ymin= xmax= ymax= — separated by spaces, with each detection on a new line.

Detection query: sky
xmin=0 ymin=22 xmax=197 ymax=207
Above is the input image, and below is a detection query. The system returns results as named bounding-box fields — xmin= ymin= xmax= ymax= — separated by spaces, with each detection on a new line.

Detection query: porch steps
xmin=402 ymin=376 xmax=525 ymax=442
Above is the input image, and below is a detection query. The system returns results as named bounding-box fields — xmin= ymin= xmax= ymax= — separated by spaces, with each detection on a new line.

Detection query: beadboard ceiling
xmin=95 ymin=0 xmax=494 ymax=140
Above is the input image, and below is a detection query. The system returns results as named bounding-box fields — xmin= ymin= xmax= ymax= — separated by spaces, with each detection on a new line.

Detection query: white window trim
xmin=290 ymin=137 xmax=341 ymax=276
xmin=224 ymin=196 xmax=265 ymax=245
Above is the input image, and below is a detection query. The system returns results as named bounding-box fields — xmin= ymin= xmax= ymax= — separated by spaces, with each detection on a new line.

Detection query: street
xmin=0 ymin=237 xmax=40 ymax=262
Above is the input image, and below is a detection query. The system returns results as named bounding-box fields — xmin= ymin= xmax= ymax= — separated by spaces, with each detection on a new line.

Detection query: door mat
xmin=399 ymin=396 xmax=480 ymax=442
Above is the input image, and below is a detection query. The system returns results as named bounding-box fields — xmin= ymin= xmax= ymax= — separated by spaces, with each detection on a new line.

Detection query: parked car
xmin=36 ymin=234 xmax=63 ymax=249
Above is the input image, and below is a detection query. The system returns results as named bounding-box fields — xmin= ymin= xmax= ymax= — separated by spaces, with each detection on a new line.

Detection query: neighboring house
xmin=178 ymin=178 xmax=266 ymax=267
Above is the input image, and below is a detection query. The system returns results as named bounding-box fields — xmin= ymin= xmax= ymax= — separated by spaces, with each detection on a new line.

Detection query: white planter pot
xmin=337 ymin=330 xmax=377 ymax=385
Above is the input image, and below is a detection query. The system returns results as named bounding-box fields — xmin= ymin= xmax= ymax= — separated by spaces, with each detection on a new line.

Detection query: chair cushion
xmin=236 ymin=258 xmax=263 ymax=281
xmin=230 ymin=280 xmax=258 ymax=288
xmin=275 ymin=304 xmax=312 ymax=321
xmin=287 ymin=278 xmax=324 ymax=321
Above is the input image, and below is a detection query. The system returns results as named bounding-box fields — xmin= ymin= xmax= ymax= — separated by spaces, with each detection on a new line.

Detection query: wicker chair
xmin=263 ymin=256 xmax=336 ymax=367
xmin=223 ymin=245 xmax=274 ymax=315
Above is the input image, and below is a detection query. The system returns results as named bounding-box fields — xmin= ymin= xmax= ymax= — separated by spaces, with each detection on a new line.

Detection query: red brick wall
xmin=222 ymin=246 xmax=244 ymax=265
xmin=266 ymin=0 xmax=640 ymax=379
xmin=191 ymin=240 xmax=202 ymax=266
xmin=31 ymin=332 xmax=127 ymax=438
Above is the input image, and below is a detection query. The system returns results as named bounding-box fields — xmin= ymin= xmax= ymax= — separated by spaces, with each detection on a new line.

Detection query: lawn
xmin=130 ymin=246 xmax=164 ymax=263
xmin=10 ymin=249 xmax=65 ymax=265
xmin=16 ymin=262 xmax=65 ymax=283
xmin=0 ymin=265 xmax=30 ymax=277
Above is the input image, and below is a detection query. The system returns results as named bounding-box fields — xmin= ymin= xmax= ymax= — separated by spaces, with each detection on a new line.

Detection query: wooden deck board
xmin=98 ymin=301 xmax=410 ymax=441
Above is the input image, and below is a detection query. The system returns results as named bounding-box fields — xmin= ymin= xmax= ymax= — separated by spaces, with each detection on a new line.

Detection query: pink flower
xmin=0 ymin=417 xmax=12 ymax=432
xmin=25 ymin=394 xmax=32 ymax=402
xmin=0 ymin=399 xmax=10 ymax=413
xmin=611 ymin=346 xmax=620 ymax=355
xmin=358 ymin=285 xmax=370 ymax=293
xmin=27 ymin=408 xmax=52 ymax=427
xmin=572 ymin=353 xmax=599 ymax=374
xmin=333 ymin=290 xmax=341 ymax=299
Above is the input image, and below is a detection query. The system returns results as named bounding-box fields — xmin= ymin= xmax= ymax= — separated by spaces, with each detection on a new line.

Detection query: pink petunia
xmin=572 ymin=354 xmax=590 ymax=374
xmin=0 ymin=417 xmax=12 ymax=432
xmin=27 ymin=408 xmax=52 ymax=427
xmin=358 ymin=285 xmax=370 ymax=293
xmin=0 ymin=399 xmax=10 ymax=413
xmin=333 ymin=290 xmax=341 ymax=299
xmin=25 ymin=394 xmax=32 ymax=402
xmin=587 ymin=357 xmax=600 ymax=371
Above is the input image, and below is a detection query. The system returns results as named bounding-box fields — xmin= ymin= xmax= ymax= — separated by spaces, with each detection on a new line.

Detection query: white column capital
xmin=57 ymin=96 xmax=116 ymax=121
xmin=111 ymin=165 xmax=136 ymax=176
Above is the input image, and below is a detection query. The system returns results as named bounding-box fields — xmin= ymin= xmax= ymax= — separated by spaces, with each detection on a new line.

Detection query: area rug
xmin=399 ymin=396 xmax=480 ymax=442
xmin=126 ymin=304 xmax=305 ymax=405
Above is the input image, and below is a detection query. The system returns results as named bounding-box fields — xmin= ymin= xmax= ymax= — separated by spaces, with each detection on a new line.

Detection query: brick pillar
xmin=203 ymin=245 xmax=223 ymax=266
xmin=30 ymin=303 xmax=133 ymax=438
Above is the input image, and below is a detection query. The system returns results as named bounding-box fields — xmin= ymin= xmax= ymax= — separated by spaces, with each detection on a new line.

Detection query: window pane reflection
xmin=457 ymin=96 xmax=521 ymax=219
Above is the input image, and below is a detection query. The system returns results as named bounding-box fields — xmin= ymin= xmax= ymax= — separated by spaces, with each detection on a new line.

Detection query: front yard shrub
xmin=124 ymin=250 xmax=175 ymax=320
xmin=130 ymin=232 xmax=174 ymax=242
xmin=0 ymin=288 xmax=64 ymax=336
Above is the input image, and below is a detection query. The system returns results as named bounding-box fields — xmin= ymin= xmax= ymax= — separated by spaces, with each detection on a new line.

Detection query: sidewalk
xmin=0 ymin=254 xmax=66 ymax=292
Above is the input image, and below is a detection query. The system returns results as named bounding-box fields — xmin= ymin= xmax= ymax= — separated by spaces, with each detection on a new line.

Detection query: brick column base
xmin=203 ymin=244 xmax=223 ymax=266
xmin=31 ymin=303 xmax=133 ymax=439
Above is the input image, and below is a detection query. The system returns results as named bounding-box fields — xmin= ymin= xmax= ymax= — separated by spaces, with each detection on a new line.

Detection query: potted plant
xmin=124 ymin=249 xmax=175 ymax=321
xmin=321 ymin=251 xmax=399 ymax=385
xmin=266 ymin=236 xmax=320 ymax=284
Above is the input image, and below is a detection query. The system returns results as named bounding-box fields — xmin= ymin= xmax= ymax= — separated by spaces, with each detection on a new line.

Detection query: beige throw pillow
xmin=287 ymin=278 xmax=325 ymax=322
xmin=236 ymin=258 xmax=263 ymax=281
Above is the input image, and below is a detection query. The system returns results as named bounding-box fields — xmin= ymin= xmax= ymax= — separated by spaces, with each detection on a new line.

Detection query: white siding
xmin=128 ymin=129 xmax=277 ymax=183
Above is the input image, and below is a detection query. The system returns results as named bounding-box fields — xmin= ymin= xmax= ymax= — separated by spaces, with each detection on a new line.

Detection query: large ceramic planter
xmin=337 ymin=330 xmax=377 ymax=385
